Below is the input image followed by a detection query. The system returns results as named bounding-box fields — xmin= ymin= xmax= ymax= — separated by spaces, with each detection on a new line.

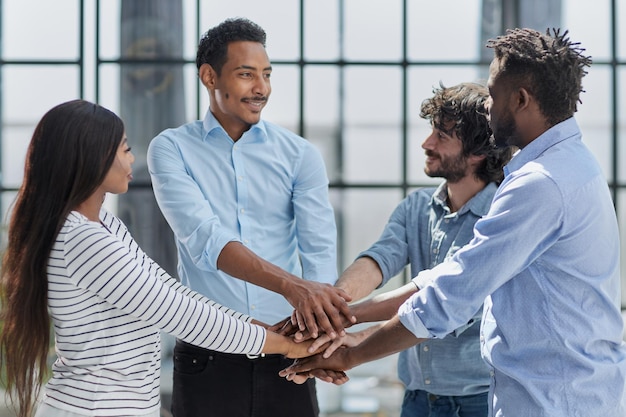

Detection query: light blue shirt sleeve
xmin=398 ymin=118 xmax=626 ymax=416
xmin=292 ymin=142 xmax=338 ymax=281
xmin=147 ymin=111 xmax=337 ymax=323
xmin=147 ymin=123 xmax=239 ymax=272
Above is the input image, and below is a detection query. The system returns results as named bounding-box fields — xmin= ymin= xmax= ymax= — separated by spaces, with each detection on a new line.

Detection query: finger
xmin=308 ymin=333 xmax=332 ymax=353
xmin=308 ymin=369 xmax=349 ymax=385
xmin=301 ymin=308 xmax=320 ymax=339
xmin=313 ymin=304 xmax=339 ymax=340
xmin=322 ymin=337 xmax=344 ymax=358
xmin=290 ymin=310 xmax=298 ymax=327
xmin=285 ymin=372 xmax=310 ymax=384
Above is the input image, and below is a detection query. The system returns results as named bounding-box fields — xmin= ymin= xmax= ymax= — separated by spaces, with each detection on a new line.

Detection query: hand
xmin=284 ymin=338 xmax=331 ymax=359
xmin=279 ymin=348 xmax=353 ymax=378
xmin=284 ymin=369 xmax=349 ymax=385
xmin=306 ymin=331 xmax=363 ymax=358
xmin=285 ymin=280 xmax=356 ymax=340
xmin=269 ymin=316 xmax=297 ymax=336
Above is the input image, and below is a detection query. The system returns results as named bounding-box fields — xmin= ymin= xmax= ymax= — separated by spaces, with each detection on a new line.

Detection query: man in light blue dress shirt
xmin=147 ymin=18 xmax=352 ymax=417
xmin=282 ymin=28 xmax=626 ymax=417
xmin=322 ymin=82 xmax=512 ymax=417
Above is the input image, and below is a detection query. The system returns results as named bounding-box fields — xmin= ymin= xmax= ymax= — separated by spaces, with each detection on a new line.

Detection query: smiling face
xmin=421 ymin=125 xmax=470 ymax=183
xmin=201 ymin=40 xmax=272 ymax=140
xmin=100 ymin=135 xmax=134 ymax=195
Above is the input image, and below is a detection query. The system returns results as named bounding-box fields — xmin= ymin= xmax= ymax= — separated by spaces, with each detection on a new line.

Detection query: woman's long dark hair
xmin=0 ymin=99 xmax=124 ymax=417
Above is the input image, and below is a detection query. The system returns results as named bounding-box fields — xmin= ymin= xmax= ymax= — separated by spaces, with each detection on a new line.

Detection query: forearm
xmin=351 ymin=281 xmax=418 ymax=324
xmin=335 ymin=257 xmax=383 ymax=301
xmin=216 ymin=241 xmax=298 ymax=295
xmin=346 ymin=315 xmax=425 ymax=368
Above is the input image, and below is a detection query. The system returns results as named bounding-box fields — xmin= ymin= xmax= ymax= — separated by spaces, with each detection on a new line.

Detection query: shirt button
xmin=423 ymin=346 xmax=429 ymax=352
xmin=251 ymin=305 xmax=256 ymax=310
xmin=240 ymin=208 xmax=245 ymax=213
xmin=244 ymin=239 xmax=249 ymax=244
xmin=238 ymin=176 xmax=243 ymax=181
xmin=424 ymin=378 xmax=431 ymax=385
xmin=433 ymin=248 xmax=439 ymax=254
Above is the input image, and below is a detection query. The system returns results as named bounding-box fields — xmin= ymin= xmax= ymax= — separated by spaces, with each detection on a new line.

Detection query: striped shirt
xmin=43 ymin=209 xmax=266 ymax=416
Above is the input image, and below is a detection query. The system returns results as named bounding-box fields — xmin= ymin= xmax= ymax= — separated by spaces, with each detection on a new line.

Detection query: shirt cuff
xmin=412 ymin=269 xmax=436 ymax=291
xmin=397 ymin=294 xmax=432 ymax=339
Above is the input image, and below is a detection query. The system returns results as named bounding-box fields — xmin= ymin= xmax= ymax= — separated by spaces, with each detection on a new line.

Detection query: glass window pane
xmin=575 ymin=65 xmax=612 ymax=181
xmin=334 ymin=188 xmax=404 ymax=270
xmin=2 ymin=127 xmax=33 ymax=188
xmin=344 ymin=0 xmax=403 ymax=61
xmin=3 ymin=0 xmax=79 ymax=60
xmin=304 ymin=66 xmax=340 ymax=182
xmin=408 ymin=0 xmax=482 ymax=62
xmin=262 ymin=64 xmax=300 ymax=132
xmin=563 ymin=0 xmax=611 ymax=61
xmin=199 ymin=0 xmax=300 ymax=61
xmin=99 ymin=1 xmax=122 ymax=59
xmin=3 ymin=65 xmax=79 ymax=122
xmin=615 ymin=1 xmax=626 ymax=61
xmin=618 ymin=190 xmax=626 ymax=308
xmin=343 ymin=127 xmax=401 ymax=183
xmin=344 ymin=66 xmax=402 ymax=125
xmin=617 ymin=66 xmax=626 ymax=182
xmin=343 ymin=66 xmax=402 ymax=183
xmin=304 ymin=0 xmax=340 ymax=60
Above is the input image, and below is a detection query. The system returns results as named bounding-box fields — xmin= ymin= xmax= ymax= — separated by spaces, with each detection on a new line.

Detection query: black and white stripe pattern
xmin=43 ymin=210 xmax=265 ymax=416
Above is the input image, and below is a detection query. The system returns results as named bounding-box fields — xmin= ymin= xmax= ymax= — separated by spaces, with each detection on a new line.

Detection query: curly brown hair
xmin=420 ymin=82 xmax=513 ymax=185
xmin=486 ymin=28 xmax=592 ymax=126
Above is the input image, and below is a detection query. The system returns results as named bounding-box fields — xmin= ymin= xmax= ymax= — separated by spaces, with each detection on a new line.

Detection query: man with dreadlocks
xmin=282 ymin=28 xmax=626 ymax=416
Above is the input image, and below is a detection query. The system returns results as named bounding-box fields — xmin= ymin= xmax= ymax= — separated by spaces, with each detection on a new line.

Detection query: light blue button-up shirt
xmin=399 ymin=117 xmax=626 ymax=416
xmin=360 ymin=182 xmax=494 ymax=395
xmin=147 ymin=110 xmax=337 ymax=324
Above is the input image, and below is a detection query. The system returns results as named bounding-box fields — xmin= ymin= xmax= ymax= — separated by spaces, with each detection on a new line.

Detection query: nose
xmin=253 ymin=76 xmax=271 ymax=97
xmin=422 ymin=130 xmax=437 ymax=150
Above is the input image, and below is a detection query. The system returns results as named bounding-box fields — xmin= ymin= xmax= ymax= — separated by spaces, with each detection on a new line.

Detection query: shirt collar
xmin=201 ymin=108 xmax=268 ymax=143
xmin=503 ymin=117 xmax=580 ymax=177
xmin=431 ymin=181 xmax=498 ymax=217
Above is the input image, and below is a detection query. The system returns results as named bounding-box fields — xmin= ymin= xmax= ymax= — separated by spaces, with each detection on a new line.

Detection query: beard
xmin=424 ymin=150 xmax=468 ymax=183
xmin=492 ymin=111 xmax=519 ymax=149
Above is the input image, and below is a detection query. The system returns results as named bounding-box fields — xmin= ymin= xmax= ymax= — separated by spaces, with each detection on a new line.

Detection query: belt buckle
xmin=246 ymin=353 xmax=266 ymax=359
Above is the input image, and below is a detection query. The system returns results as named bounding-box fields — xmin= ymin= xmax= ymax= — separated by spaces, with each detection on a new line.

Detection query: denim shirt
xmin=399 ymin=117 xmax=626 ymax=416
xmin=147 ymin=109 xmax=337 ymax=324
xmin=360 ymin=181 xmax=496 ymax=395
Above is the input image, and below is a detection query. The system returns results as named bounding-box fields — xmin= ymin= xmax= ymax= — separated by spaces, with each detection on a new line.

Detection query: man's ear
xmin=515 ymin=87 xmax=532 ymax=112
xmin=199 ymin=63 xmax=217 ymax=89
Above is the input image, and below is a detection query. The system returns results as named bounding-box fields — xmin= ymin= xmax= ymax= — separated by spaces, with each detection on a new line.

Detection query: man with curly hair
xmin=148 ymin=17 xmax=353 ymax=417
xmin=282 ymin=28 xmax=626 ymax=416
xmin=301 ymin=82 xmax=512 ymax=417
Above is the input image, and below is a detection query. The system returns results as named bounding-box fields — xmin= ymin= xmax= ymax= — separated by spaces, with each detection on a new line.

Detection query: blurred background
xmin=0 ymin=0 xmax=624 ymax=416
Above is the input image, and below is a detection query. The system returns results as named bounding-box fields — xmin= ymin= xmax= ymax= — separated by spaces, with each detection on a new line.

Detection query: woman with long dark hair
xmin=0 ymin=99 xmax=316 ymax=417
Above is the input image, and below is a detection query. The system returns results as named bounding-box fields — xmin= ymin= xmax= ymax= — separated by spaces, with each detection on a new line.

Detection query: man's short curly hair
xmin=420 ymin=82 xmax=513 ymax=185
xmin=486 ymin=28 xmax=592 ymax=126
xmin=196 ymin=18 xmax=266 ymax=75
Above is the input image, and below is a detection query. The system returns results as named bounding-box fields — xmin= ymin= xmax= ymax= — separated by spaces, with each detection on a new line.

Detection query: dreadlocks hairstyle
xmin=420 ymin=82 xmax=513 ymax=185
xmin=486 ymin=28 xmax=592 ymax=127
xmin=196 ymin=17 xmax=266 ymax=74
xmin=0 ymin=100 xmax=124 ymax=417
